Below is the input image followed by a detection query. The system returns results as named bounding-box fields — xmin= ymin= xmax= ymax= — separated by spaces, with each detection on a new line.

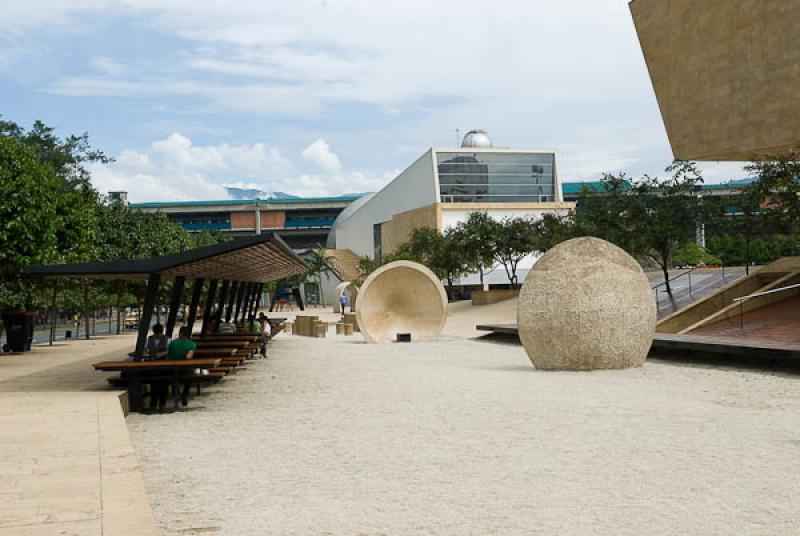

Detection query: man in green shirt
xmin=168 ymin=326 xmax=196 ymax=360
xmin=168 ymin=326 xmax=196 ymax=406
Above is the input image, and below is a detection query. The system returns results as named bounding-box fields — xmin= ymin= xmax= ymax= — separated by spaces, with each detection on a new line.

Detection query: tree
xmin=192 ymin=230 xmax=231 ymax=248
xmin=430 ymin=228 xmax=472 ymax=299
xmin=387 ymin=227 xmax=472 ymax=299
xmin=672 ymin=242 xmax=721 ymax=267
xmin=0 ymin=137 xmax=61 ymax=310
xmin=575 ymin=161 xmax=703 ymax=296
xmin=305 ymin=249 xmax=334 ymax=306
xmin=492 ymin=216 xmax=538 ymax=288
xmin=745 ymin=148 xmax=800 ymax=228
xmin=533 ymin=213 xmax=574 ymax=252
xmin=626 ymin=161 xmax=704 ymax=296
xmin=454 ymin=212 xmax=497 ymax=288
xmin=1 ymin=118 xmax=110 ymax=265
xmin=573 ymin=173 xmax=636 ymax=251
xmin=356 ymin=256 xmax=379 ymax=285
xmin=703 ymin=186 xmax=768 ymax=273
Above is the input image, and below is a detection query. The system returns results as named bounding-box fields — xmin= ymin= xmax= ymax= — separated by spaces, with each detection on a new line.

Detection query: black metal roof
xmin=25 ymin=232 xmax=307 ymax=283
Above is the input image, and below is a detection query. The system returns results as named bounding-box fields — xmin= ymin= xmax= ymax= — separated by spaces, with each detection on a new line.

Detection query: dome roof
xmin=461 ymin=129 xmax=493 ymax=148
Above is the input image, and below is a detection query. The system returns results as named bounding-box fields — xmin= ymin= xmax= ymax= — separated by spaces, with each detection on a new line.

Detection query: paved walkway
xmin=0 ymin=335 xmax=158 ymax=536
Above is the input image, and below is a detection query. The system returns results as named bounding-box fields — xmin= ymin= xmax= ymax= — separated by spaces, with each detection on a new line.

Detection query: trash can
xmin=1 ymin=311 xmax=35 ymax=352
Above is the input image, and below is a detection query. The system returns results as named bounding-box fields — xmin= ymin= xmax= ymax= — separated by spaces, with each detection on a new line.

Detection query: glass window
xmin=436 ymin=152 xmax=556 ymax=203
xmin=373 ymin=223 xmax=383 ymax=262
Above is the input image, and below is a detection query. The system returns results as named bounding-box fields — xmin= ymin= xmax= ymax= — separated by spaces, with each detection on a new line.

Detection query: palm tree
xmin=305 ymin=248 xmax=335 ymax=307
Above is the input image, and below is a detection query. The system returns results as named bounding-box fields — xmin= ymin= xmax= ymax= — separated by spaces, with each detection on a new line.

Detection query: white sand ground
xmin=127 ymin=302 xmax=800 ymax=535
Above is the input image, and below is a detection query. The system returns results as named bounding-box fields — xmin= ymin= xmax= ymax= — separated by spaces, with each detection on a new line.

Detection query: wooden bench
xmin=93 ymin=358 xmax=221 ymax=412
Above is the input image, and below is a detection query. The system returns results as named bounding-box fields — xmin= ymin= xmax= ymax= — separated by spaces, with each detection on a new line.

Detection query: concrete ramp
xmin=657 ymin=257 xmax=800 ymax=335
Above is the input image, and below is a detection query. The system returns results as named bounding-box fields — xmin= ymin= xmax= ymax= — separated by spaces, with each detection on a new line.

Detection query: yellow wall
xmin=631 ymin=0 xmax=800 ymax=161
xmin=381 ymin=204 xmax=440 ymax=256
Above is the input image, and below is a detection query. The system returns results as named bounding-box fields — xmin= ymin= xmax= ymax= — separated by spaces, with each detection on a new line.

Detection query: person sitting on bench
xmin=145 ymin=323 xmax=170 ymax=410
xmin=257 ymin=312 xmax=271 ymax=357
xmin=168 ymin=326 xmax=197 ymax=406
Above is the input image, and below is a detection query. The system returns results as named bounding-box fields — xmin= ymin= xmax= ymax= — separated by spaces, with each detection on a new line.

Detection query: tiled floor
xmin=0 ymin=336 xmax=158 ymax=536
xmin=691 ymin=296 xmax=800 ymax=341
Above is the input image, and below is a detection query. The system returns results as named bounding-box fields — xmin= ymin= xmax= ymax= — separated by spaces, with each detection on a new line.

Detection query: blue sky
xmin=0 ymin=0 xmax=746 ymax=202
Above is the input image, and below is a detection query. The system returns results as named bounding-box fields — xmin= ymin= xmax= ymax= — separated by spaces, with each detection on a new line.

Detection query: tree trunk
xmin=49 ymin=283 xmax=57 ymax=346
xmin=745 ymin=236 xmax=751 ymax=275
xmin=661 ymin=262 xmax=672 ymax=297
xmin=116 ymin=296 xmax=122 ymax=334
xmin=478 ymin=264 xmax=485 ymax=288
xmin=510 ymin=260 xmax=519 ymax=288
xmin=500 ymin=259 xmax=514 ymax=287
xmin=83 ymin=285 xmax=91 ymax=340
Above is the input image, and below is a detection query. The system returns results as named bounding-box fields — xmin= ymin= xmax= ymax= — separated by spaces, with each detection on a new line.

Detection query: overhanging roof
xmin=25 ymin=232 xmax=307 ymax=283
xmin=630 ymin=0 xmax=800 ymax=161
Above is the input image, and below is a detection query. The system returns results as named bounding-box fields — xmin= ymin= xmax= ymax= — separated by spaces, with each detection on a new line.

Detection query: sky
xmin=0 ymin=0 xmax=747 ymax=202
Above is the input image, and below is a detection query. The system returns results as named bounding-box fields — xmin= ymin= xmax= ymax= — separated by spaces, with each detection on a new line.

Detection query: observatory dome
xmin=461 ymin=129 xmax=493 ymax=148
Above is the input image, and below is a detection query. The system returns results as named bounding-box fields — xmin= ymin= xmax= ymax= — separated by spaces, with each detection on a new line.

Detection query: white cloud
xmin=90 ymin=56 xmax=125 ymax=75
xmin=3 ymin=0 xmax=747 ymax=182
xmin=697 ymin=162 xmax=749 ymax=183
xmin=89 ymin=133 xmax=393 ymax=202
xmin=301 ymin=139 xmax=341 ymax=174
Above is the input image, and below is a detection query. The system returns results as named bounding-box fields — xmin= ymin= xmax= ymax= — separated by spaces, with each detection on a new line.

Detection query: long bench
xmin=94 ymin=358 xmax=221 ymax=412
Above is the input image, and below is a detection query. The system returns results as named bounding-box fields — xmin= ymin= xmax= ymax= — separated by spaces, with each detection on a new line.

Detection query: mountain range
xmin=225 ymin=187 xmax=369 ymax=200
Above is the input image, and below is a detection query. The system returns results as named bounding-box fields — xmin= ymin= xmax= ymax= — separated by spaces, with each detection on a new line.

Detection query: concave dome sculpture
xmin=356 ymin=260 xmax=448 ymax=344
xmin=517 ymin=237 xmax=656 ymax=370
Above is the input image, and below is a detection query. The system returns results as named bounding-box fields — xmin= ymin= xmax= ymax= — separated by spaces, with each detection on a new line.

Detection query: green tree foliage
xmin=532 ymin=213 xmax=573 ymax=252
xmin=452 ymin=212 xmax=497 ymax=287
xmin=745 ymin=148 xmax=800 ymax=229
xmin=356 ymin=255 xmax=379 ymax=285
xmin=491 ymin=216 xmax=538 ymax=288
xmin=706 ymin=233 xmax=800 ymax=266
xmin=388 ymin=227 xmax=472 ymax=299
xmin=0 ymin=137 xmax=61 ymax=309
xmin=0 ymin=117 xmax=218 ymax=336
xmin=672 ymin=242 xmax=721 ymax=267
xmin=575 ymin=161 xmax=704 ymax=296
xmin=304 ymin=249 xmax=334 ymax=306
xmin=1 ymin=118 xmax=108 ymax=265
xmin=191 ymin=230 xmax=231 ymax=248
xmin=702 ymin=186 xmax=769 ymax=272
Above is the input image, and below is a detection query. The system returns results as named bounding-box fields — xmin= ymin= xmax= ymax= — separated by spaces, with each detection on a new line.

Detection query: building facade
xmin=129 ymin=196 xmax=359 ymax=249
xmin=327 ymin=132 xmax=575 ymax=265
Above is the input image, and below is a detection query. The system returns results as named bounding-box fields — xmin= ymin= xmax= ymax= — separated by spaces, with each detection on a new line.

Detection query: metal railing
xmin=652 ymin=266 xmax=707 ymax=316
xmin=732 ymin=283 xmax=800 ymax=330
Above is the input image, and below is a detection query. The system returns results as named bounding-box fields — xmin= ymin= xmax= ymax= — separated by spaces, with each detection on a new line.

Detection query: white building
xmin=327 ymin=131 xmax=575 ymax=286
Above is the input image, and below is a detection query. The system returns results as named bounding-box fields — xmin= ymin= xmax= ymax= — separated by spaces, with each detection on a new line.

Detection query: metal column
xmin=234 ymin=282 xmax=249 ymax=323
xmin=241 ymin=284 xmax=254 ymax=323
xmin=250 ymin=283 xmax=264 ymax=319
xmin=214 ymin=280 xmax=230 ymax=324
xmin=186 ymin=279 xmax=205 ymax=334
xmin=134 ymin=273 xmax=161 ymax=359
xmin=225 ymin=281 xmax=239 ymax=322
xmin=165 ymin=276 xmax=185 ymax=338
xmin=200 ymin=279 xmax=218 ymax=337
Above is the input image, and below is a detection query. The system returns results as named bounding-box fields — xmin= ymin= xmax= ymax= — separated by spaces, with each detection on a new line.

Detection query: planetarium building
xmin=327 ymin=130 xmax=574 ymax=264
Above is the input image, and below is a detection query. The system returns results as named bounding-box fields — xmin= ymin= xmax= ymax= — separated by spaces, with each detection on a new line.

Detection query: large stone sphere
xmin=356 ymin=260 xmax=448 ymax=344
xmin=517 ymin=237 xmax=656 ymax=370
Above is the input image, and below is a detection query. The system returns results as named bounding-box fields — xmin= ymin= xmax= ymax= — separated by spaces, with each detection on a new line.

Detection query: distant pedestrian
xmin=339 ymin=293 xmax=347 ymax=316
